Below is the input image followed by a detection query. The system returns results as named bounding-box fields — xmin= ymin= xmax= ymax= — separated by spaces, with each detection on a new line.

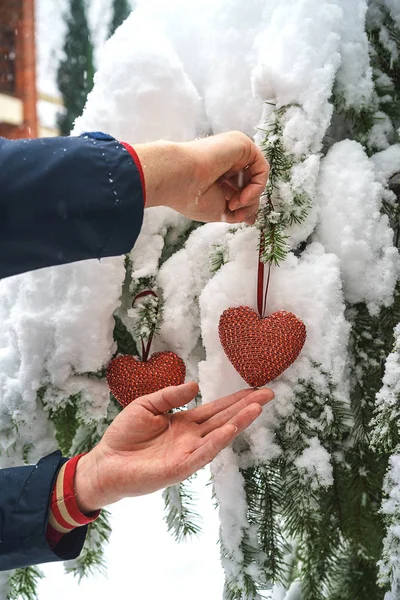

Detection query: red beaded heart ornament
xmin=107 ymin=351 xmax=186 ymax=408
xmin=106 ymin=289 xmax=186 ymax=407
xmin=218 ymin=221 xmax=306 ymax=386
xmin=219 ymin=306 xmax=306 ymax=387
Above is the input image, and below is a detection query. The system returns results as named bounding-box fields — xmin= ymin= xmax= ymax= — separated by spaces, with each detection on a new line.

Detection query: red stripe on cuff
xmin=120 ymin=141 xmax=147 ymax=206
xmin=46 ymin=453 xmax=100 ymax=549
xmin=62 ymin=455 xmax=99 ymax=525
xmin=46 ymin=523 xmax=64 ymax=548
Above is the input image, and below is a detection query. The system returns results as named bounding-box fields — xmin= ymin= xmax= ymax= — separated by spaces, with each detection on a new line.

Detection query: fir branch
xmin=162 ymin=479 xmax=202 ymax=542
xmin=113 ymin=314 xmax=139 ymax=356
xmin=334 ymin=8 xmax=400 ymax=155
xmin=371 ymin=323 xmax=400 ymax=453
xmin=71 ymin=406 xmax=117 ymax=455
xmin=82 ymin=367 xmax=107 ymax=380
xmin=22 ymin=443 xmax=33 ymax=464
xmin=37 ymin=386 xmax=82 ymax=456
xmin=210 ymin=244 xmax=228 ymax=273
xmin=221 ymin=535 xmax=269 ymax=600
xmin=243 ymin=464 xmax=288 ymax=585
xmin=256 ymin=106 xmax=313 ymax=267
xmin=271 ymin=371 xmax=356 ymax=599
xmin=332 ymin=93 xmax=377 ymax=148
xmin=223 ymin=574 xmax=266 ymax=600
xmin=47 ymin=394 xmax=81 ymax=456
xmin=160 ymin=221 xmax=201 ymax=265
xmin=378 ymin=449 xmax=400 ymax=591
xmin=327 ymin=550 xmax=384 ymax=600
xmin=132 ymin=294 xmax=162 ymax=343
xmin=65 ymin=510 xmax=112 ymax=581
xmin=130 ymin=275 xmax=157 ymax=298
xmin=7 ymin=567 xmax=43 ymax=600
xmin=259 ymin=220 xmax=289 ymax=266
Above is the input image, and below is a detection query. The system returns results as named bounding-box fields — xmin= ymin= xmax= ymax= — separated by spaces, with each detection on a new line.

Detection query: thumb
xmin=137 ymin=381 xmax=199 ymax=415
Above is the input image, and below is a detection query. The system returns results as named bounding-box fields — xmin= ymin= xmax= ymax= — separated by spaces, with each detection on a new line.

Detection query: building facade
xmin=0 ymin=0 xmax=38 ymax=139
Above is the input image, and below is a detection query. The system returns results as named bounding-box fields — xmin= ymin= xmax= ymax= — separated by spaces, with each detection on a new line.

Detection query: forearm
xmin=0 ymin=133 xmax=144 ymax=280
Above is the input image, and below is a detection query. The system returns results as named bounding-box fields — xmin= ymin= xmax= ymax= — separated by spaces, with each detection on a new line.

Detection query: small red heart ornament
xmin=106 ymin=351 xmax=186 ymax=407
xmin=218 ymin=307 xmax=306 ymax=387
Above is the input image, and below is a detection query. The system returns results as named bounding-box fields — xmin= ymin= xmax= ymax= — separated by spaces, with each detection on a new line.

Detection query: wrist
xmin=134 ymin=140 xmax=196 ymax=210
xmin=74 ymin=450 xmax=107 ymax=514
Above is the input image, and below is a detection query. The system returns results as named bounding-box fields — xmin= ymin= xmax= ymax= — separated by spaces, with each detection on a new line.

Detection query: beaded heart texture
xmin=218 ymin=307 xmax=306 ymax=387
xmin=106 ymin=351 xmax=186 ymax=407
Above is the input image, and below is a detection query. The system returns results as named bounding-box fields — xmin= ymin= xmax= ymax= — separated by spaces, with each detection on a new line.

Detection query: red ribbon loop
xmin=132 ymin=290 xmax=159 ymax=362
xmin=257 ymin=231 xmax=271 ymax=319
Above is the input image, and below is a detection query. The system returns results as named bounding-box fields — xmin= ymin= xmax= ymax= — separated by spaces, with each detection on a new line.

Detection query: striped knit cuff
xmin=46 ymin=453 xmax=101 ymax=549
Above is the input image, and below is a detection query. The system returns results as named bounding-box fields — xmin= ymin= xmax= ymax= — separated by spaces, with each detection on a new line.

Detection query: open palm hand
xmin=77 ymin=382 xmax=274 ymax=512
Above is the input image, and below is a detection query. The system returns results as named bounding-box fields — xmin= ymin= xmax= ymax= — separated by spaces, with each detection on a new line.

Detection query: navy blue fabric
xmin=0 ymin=132 xmax=144 ymax=279
xmin=0 ymin=132 xmax=145 ymax=570
xmin=0 ymin=451 xmax=89 ymax=570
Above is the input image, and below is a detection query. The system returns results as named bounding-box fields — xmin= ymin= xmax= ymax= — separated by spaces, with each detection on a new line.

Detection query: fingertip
xmin=246 ymin=402 xmax=263 ymax=417
xmin=191 ymin=380 xmax=200 ymax=393
xmin=246 ymin=402 xmax=264 ymax=426
xmin=248 ymin=387 xmax=275 ymax=404
xmin=262 ymin=387 xmax=275 ymax=400
xmin=245 ymin=215 xmax=257 ymax=226
xmin=253 ymin=403 xmax=263 ymax=416
xmin=223 ymin=422 xmax=239 ymax=442
xmin=181 ymin=380 xmax=199 ymax=395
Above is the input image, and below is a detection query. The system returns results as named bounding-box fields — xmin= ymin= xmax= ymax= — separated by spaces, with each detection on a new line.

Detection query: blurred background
xmin=0 ymin=0 xmax=135 ymax=140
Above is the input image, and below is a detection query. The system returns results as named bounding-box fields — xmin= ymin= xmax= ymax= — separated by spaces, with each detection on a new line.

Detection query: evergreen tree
xmin=1 ymin=1 xmax=400 ymax=599
xmin=57 ymin=0 xmax=95 ymax=135
xmin=108 ymin=0 xmax=133 ymax=39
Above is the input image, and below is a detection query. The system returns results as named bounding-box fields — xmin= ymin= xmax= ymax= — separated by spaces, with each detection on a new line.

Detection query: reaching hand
xmin=75 ymin=381 xmax=274 ymax=513
xmin=134 ymin=131 xmax=269 ymax=226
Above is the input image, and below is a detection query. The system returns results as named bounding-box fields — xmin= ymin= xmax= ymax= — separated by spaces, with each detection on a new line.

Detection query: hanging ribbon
xmin=257 ymin=231 xmax=272 ymax=319
xmin=132 ymin=290 xmax=159 ymax=362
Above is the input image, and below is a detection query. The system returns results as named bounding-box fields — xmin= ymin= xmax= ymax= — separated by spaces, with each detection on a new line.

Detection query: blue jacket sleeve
xmin=0 ymin=132 xmax=145 ymax=570
xmin=0 ymin=451 xmax=89 ymax=571
xmin=0 ymin=132 xmax=144 ymax=279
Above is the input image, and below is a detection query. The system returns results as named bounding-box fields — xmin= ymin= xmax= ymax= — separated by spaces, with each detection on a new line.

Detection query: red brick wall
xmin=0 ymin=0 xmax=38 ymax=138
xmin=0 ymin=122 xmax=23 ymax=139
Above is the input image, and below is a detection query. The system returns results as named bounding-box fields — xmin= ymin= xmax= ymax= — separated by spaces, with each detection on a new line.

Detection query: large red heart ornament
xmin=106 ymin=351 xmax=186 ymax=407
xmin=218 ymin=307 xmax=306 ymax=387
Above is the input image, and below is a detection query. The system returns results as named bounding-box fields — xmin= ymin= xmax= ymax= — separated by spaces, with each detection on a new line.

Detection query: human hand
xmin=75 ymin=382 xmax=274 ymax=512
xmin=134 ymin=131 xmax=269 ymax=226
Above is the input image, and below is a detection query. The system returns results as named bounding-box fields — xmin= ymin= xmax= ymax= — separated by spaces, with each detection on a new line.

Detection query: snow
xmin=212 ymin=446 xmax=249 ymax=566
xmin=372 ymin=144 xmax=400 ymax=185
xmin=375 ymin=325 xmax=400 ymax=592
xmin=294 ymin=437 xmax=333 ymax=490
xmin=0 ymin=258 xmax=125 ymax=462
xmin=334 ymin=0 xmax=374 ymax=109
xmin=382 ymin=0 xmax=400 ymax=25
xmin=316 ymin=139 xmax=399 ymax=312
xmin=379 ymin=454 xmax=400 ymax=592
xmin=157 ymin=223 xmax=232 ymax=362
xmin=74 ymin=16 xmax=201 ymax=143
xmin=252 ymin=0 xmax=342 ymax=155
xmin=374 ymin=322 xmax=400 ymax=444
